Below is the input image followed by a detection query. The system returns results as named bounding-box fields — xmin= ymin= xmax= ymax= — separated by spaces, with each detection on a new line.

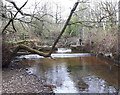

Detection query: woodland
xmin=0 ymin=0 xmax=120 ymax=68
xmin=1 ymin=0 xmax=120 ymax=94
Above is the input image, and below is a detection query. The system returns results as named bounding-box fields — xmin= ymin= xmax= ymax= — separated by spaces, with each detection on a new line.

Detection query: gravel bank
xmin=2 ymin=68 xmax=52 ymax=94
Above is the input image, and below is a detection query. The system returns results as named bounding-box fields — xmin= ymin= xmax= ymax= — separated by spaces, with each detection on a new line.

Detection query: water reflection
xmin=17 ymin=54 xmax=120 ymax=93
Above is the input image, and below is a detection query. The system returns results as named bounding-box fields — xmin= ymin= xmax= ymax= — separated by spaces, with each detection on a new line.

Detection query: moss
xmin=6 ymin=41 xmax=14 ymax=44
xmin=12 ymin=44 xmax=51 ymax=57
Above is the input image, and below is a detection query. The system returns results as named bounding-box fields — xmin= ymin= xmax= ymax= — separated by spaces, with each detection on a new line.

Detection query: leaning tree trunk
xmin=48 ymin=1 xmax=79 ymax=55
xmin=2 ymin=0 xmax=79 ymax=67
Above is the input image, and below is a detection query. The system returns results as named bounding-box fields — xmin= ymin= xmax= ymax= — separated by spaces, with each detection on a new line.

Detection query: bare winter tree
xmin=1 ymin=0 xmax=80 ymax=67
xmin=68 ymin=1 xmax=118 ymax=28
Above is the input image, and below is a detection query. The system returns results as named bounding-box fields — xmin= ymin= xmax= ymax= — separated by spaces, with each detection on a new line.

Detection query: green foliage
xmin=110 ymin=23 xmax=113 ymax=27
xmin=6 ymin=41 xmax=14 ymax=44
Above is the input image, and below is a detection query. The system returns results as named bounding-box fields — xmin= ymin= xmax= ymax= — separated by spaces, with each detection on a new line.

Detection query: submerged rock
xmin=76 ymin=81 xmax=88 ymax=90
xmin=44 ymin=84 xmax=56 ymax=91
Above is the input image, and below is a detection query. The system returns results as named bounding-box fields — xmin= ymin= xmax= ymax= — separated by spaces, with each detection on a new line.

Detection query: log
xmin=12 ymin=44 xmax=50 ymax=57
xmin=16 ymin=52 xmax=32 ymax=56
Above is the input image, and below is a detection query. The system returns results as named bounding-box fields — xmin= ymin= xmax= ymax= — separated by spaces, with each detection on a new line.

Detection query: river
xmin=9 ymin=48 xmax=120 ymax=93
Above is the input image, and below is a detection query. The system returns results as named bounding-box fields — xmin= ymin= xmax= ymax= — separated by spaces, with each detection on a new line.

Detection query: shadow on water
xmin=11 ymin=49 xmax=120 ymax=93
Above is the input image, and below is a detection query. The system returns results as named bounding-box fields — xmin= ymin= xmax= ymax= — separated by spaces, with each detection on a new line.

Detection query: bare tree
xmin=2 ymin=0 xmax=79 ymax=68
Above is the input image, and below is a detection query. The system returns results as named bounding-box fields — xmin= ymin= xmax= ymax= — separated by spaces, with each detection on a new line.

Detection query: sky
xmin=12 ymin=0 xmax=76 ymax=9
xmin=3 ymin=0 xmax=119 ymax=19
xmin=3 ymin=0 xmax=77 ymax=19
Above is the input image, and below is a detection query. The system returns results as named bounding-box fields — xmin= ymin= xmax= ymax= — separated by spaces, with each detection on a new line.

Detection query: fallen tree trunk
xmin=12 ymin=44 xmax=51 ymax=57
xmin=16 ymin=52 xmax=32 ymax=56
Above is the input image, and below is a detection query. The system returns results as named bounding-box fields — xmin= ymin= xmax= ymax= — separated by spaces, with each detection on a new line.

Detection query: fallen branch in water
xmin=12 ymin=45 xmax=51 ymax=57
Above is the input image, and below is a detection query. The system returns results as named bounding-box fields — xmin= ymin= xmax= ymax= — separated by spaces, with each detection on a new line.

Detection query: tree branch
xmin=5 ymin=0 xmax=27 ymax=15
xmin=12 ymin=20 xmax=17 ymax=32
xmin=68 ymin=21 xmax=94 ymax=28
xmin=2 ymin=0 xmax=28 ymax=34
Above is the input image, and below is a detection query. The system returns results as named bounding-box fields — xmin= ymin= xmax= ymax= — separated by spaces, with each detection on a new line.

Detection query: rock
xmin=70 ymin=45 xmax=82 ymax=51
xmin=77 ymin=81 xmax=88 ymax=90
xmin=44 ymin=84 xmax=56 ymax=91
xmin=105 ymin=53 xmax=112 ymax=58
xmin=98 ymin=52 xmax=104 ymax=56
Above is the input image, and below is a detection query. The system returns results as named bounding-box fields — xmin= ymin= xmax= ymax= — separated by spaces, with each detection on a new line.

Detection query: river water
xmin=12 ymin=48 xmax=120 ymax=93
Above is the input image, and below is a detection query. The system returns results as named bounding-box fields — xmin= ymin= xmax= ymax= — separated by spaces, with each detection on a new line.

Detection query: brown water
xmin=12 ymin=51 xmax=120 ymax=93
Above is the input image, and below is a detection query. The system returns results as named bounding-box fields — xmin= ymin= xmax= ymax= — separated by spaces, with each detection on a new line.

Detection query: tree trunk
xmin=118 ymin=1 xmax=120 ymax=61
xmin=12 ymin=45 xmax=50 ymax=57
xmin=48 ymin=1 xmax=79 ymax=55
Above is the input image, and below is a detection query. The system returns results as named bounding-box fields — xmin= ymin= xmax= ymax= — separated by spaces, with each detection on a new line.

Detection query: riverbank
xmin=70 ymin=45 xmax=120 ymax=66
xmin=2 ymin=68 xmax=52 ymax=93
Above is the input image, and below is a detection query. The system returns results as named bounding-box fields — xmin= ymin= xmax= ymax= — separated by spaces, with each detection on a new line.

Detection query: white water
xmin=51 ymin=53 xmax=91 ymax=58
xmin=16 ymin=53 xmax=91 ymax=59
xmin=16 ymin=48 xmax=91 ymax=59
xmin=57 ymin=48 xmax=72 ymax=53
